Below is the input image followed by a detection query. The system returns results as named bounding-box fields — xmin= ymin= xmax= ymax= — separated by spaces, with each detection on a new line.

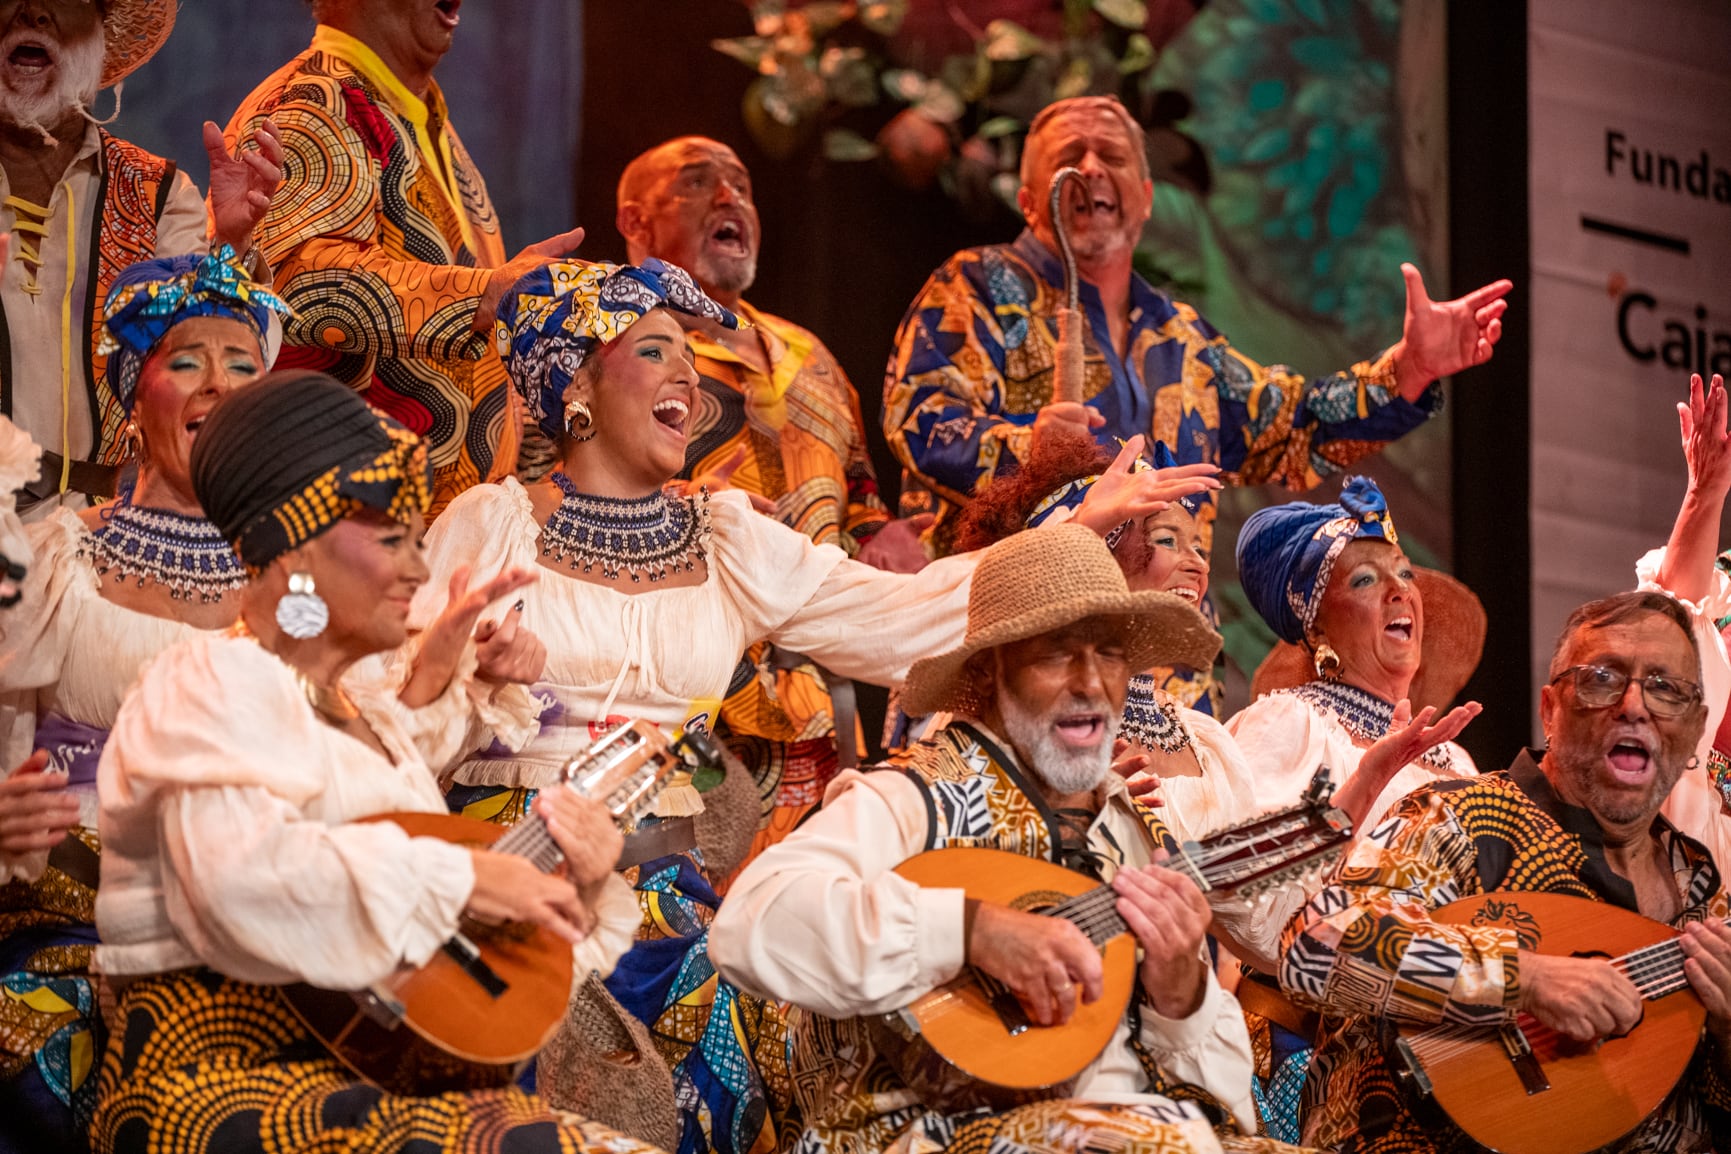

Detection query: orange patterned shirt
xmin=225 ymin=25 xmax=512 ymax=514
xmin=682 ymin=301 xmax=889 ymax=746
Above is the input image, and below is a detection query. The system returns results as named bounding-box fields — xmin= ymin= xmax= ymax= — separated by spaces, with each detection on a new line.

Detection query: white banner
xmin=1528 ymin=0 xmax=1731 ymax=730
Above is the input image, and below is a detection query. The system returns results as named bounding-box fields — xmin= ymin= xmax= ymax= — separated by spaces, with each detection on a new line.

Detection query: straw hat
xmin=1250 ymin=566 xmax=1486 ymax=713
xmin=901 ymin=523 xmax=1222 ymax=717
xmin=100 ymin=0 xmax=176 ymax=88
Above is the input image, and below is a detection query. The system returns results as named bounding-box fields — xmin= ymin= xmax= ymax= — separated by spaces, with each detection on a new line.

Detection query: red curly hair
xmin=952 ymin=431 xmax=1114 ymax=554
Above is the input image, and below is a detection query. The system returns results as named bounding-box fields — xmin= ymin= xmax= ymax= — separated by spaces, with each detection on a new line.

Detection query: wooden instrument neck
xmin=1614 ymin=916 xmax=1731 ymax=1002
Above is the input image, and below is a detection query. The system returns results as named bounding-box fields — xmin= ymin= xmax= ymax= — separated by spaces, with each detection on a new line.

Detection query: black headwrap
xmin=191 ymin=371 xmax=433 ymax=570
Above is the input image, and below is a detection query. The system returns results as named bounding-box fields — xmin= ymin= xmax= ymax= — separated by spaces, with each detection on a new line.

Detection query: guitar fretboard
xmin=1612 ymin=916 xmax=1731 ymax=1001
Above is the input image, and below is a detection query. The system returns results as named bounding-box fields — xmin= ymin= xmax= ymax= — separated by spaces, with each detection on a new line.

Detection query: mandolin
xmin=1393 ymin=891 xmax=1715 ymax=1154
xmin=282 ymin=720 xmax=722 ymax=1095
xmin=872 ymin=769 xmax=1351 ymax=1111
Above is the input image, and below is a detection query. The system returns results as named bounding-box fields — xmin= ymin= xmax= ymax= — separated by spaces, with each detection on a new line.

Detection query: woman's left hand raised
xmin=399 ymin=565 xmax=539 ymax=707
xmin=1071 ymin=436 xmax=1220 ymax=539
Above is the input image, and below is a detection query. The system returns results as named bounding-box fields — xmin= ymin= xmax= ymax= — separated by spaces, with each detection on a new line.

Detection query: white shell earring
xmin=275 ymin=571 xmax=329 ymax=639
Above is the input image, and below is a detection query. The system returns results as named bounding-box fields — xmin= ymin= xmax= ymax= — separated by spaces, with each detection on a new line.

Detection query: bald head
xmin=616 ymin=136 xmax=759 ymax=305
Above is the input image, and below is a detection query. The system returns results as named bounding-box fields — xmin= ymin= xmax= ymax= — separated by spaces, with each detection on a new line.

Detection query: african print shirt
xmin=884 ymin=230 xmax=1439 ymax=544
xmin=684 ymin=302 xmax=889 ymax=752
xmin=1281 ymin=751 xmax=1731 ymax=1152
xmin=225 ymin=25 xmax=511 ymax=515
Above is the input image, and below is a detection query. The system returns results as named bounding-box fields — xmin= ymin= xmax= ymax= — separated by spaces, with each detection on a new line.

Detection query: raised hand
xmin=1392 ymin=264 xmax=1512 ymax=401
xmin=1337 ymin=698 xmax=1481 ymax=827
xmin=967 ymin=901 xmax=1103 ymax=1027
xmin=206 ymin=118 xmax=283 ymax=256
xmin=399 ymin=565 xmax=539 ymax=706
xmin=474 ymin=600 xmax=547 ymax=686
xmin=1679 ymin=373 xmax=1731 ymax=499
xmin=475 ymin=226 xmax=588 ymax=332
xmin=1071 ymin=435 xmax=1221 ymax=538
xmin=1114 ymin=854 xmax=1211 ymax=1019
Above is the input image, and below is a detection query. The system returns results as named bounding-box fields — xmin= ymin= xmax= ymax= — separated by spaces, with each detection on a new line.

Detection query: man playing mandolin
xmin=711 ymin=523 xmax=1295 ymax=1154
xmin=1281 ymin=589 xmax=1731 ymax=1152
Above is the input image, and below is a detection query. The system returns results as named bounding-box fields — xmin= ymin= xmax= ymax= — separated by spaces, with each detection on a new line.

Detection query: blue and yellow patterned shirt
xmin=884 ymin=229 xmax=1442 ymax=543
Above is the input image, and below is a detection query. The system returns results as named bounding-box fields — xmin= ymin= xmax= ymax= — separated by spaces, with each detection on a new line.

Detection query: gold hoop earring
xmin=564 ymin=398 xmax=595 ymax=443
xmin=1312 ymin=642 xmax=1341 ymax=680
xmin=123 ymin=421 xmax=145 ymax=462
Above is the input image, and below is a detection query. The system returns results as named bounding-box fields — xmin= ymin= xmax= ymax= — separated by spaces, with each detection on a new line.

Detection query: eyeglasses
xmin=1548 ymin=664 xmax=1702 ymax=718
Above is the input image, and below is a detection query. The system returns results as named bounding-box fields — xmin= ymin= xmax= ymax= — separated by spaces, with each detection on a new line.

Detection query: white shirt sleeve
xmin=708 ymin=490 xmax=975 ymax=688
xmin=708 ymin=768 xmax=967 ymax=1017
xmin=158 ymin=781 xmax=475 ymax=988
xmin=1134 ymin=966 xmax=1258 ymax=1134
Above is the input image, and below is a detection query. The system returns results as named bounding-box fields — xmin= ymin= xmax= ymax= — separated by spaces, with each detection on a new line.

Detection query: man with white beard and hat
xmin=0 ymin=0 xmax=283 ymax=518
xmin=711 ymin=524 xmax=1298 ymax=1154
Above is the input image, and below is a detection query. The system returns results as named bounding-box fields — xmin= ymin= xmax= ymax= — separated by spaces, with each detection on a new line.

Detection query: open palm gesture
xmin=1392 ymin=264 xmax=1512 ymax=400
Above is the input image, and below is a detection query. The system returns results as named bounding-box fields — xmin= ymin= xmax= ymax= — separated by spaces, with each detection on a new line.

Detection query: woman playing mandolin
xmin=88 ymin=372 xmax=660 ymax=1154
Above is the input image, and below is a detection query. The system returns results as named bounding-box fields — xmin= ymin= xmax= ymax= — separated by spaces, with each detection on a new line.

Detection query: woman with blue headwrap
xmin=409 ymin=258 xmax=1185 ymax=1154
xmin=1225 ymin=475 xmax=1482 ymax=1142
xmin=0 ymin=246 xmax=287 ymax=1153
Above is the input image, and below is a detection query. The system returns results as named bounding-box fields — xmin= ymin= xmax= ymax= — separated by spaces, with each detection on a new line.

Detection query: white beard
xmin=0 ymin=27 xmax=105 ymax=145
xmin=997 ymin=688 xmax=1118 ymax=796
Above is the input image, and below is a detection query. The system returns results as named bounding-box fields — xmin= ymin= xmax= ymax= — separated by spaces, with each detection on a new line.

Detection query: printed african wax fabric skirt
xmin=89 ymin=968 xmax=666 ymax=1154
xmin=824 ymin=1098 xmax=1317 ymax=1154
xmin=0 ymin=826 xmax=102 ymax=1154
xmin=607 ymin=852 xmax=793 ymax=1154
xmin=445 ymin=784 xmax=794 ymax=1154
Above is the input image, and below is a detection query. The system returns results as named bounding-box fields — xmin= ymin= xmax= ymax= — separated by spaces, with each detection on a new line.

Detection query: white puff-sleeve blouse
xmin=94 ymin=632 xmax=638 ymax=988
xmin=412 ymin=480 xmax=976 ymax=787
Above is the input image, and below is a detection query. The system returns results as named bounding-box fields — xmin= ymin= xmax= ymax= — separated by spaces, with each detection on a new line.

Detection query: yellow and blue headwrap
xmin=97 ymin=245 xmax=290 ymax=414
xmin=1236 ymin=475 xmax=1399 ymax=644
xmin=495 ymin=258 xmax=739 ymax=443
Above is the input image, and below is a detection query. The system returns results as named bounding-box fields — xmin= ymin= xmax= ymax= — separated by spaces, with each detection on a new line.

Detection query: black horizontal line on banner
xmin=1579 ymin=215 xmax=1691 ymax=255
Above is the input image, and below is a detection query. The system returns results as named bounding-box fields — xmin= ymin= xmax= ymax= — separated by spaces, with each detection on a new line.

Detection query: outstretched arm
xmin=1656 ymin=373 xmax=1731 ymax=605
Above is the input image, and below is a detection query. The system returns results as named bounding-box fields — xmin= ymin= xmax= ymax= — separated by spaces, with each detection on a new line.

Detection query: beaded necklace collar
xmin=1282 ymin=679 xmax=1456 ymax=770
xmin=82 ymin=492 xmax=247 ymax=602
xmin=1120 ymin=673 xmax=1193 ymax=754
xmin=540 ymin=472 xmax=710 ymax=583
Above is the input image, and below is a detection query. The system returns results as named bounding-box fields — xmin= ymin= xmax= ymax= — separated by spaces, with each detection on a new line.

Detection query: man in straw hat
xmin=2 ymin=0 xmax=283 ymax=518
xmin=712 ymin=523 xmax=1286 ymax=1154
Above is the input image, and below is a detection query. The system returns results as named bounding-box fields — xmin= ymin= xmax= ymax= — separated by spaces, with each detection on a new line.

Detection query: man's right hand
xmin=966 ymin=901 xmax=1103 ymax=1026
xmin=1030 ymin=400 xmax=1106 ymax=457
xmin=1518 ymin=949 xmax=1644 ymax=1044
xmin=475 ymin=226 xmax=588 ymax=332
xmin=465 ymin=849 xmax=592 ymax=945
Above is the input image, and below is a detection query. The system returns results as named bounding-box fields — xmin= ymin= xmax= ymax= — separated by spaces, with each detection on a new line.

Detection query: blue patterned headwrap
xmin=98 ymin=245 xmax=290 ymax=415
xmin=495 ymin=258 xmax=740 ymax=443
xmin=1024 ymin=439 xmax=1207 ymax=549
xmin=1235 ymin=475 xmax=1399 ymax=644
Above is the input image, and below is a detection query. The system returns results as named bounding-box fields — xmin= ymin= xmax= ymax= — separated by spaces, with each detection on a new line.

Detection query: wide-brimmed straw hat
xmin=901 ymin=522 xmax=1222 ymax=717
xmin=101 ymin=0 xmax=176 ymax=88
xmin=1250 ymin=566 xmax=1486 ymax=713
